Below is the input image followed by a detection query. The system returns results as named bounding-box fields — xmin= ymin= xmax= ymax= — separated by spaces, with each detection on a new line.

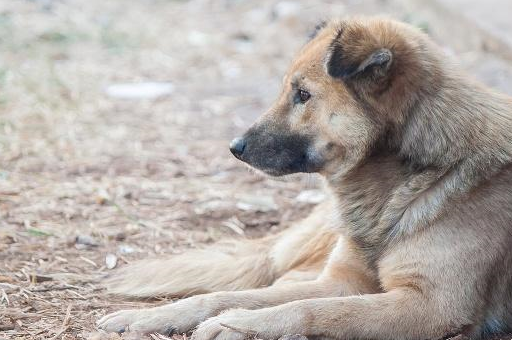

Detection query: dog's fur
xmin=98 ymin=17 xmax=512 ymax=340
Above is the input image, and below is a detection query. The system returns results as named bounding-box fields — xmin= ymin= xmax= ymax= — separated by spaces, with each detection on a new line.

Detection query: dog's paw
xmin=96 ymin=308 xmax=177 ymax=335
xmin=192 ymin=309 xmax=261 ymax=340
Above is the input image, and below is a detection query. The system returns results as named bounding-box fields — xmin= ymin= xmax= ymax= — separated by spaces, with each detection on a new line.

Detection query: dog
xmin=97 ymin=17 xmax=512 ymax=340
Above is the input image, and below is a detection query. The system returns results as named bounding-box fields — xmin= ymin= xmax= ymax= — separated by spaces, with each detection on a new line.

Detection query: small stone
xmin=75 ymin=235 xmax=99 ymax=247
xmin=105 ymin=253 xmax=118 ymax=269
xmin=96 ymin=188 xmax=111 ymax=205
xmin=118 ymin=245 xmax=136 ymax=254
xmin=235 ymin=194 xmax=278 ymax=212
xmin=187 ymin=30 xmax=209 ymax=46
xmin=105 ymin=82 xmax=174 ymax=100
xmin=194 ymin=200 xmax=232 ymax=215
xmin=295 ymin=190 xmax=326 ymax=204
xmin=273 ymin=1 xmax=301 ymax=19
xmin=114 ymin=232 xmax=127 ymax=241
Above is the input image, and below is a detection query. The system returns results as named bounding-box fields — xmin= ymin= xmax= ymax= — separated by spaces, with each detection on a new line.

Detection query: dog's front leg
xmin=97 ymin=277 xmax=356 ymax=335
xmin=192 ymin=288 xmax=465 ymax=340
xmin=96 ymin=294 xmax=220 ymax=335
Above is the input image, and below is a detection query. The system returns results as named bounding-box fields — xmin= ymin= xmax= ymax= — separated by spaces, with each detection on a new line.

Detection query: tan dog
xmin=97 ymin=17 xmax=512 ymax=340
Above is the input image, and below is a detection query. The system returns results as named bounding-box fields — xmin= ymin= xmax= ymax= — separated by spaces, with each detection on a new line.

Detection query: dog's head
xmin=230 ymin=18 xmax=435 ymax=177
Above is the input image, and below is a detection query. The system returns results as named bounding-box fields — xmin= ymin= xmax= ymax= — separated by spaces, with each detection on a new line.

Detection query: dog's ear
xmin=326 ymin=29 xmax=393 ymax=82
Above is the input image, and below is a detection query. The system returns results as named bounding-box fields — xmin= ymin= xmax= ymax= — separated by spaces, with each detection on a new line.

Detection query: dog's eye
xmin=297 ymin=89 xmax=311 ymax=103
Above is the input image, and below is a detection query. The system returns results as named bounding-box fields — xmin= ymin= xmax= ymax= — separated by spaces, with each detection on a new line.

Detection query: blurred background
xmin=1 ymin=0 xmax=512 ymax=339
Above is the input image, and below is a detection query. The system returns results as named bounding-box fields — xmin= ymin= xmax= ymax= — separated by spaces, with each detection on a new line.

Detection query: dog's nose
xmin=229 ymin=137 xmax=246 ymax=158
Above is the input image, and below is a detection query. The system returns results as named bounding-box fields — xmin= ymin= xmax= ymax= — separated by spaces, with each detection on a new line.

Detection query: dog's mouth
xmin=229 ymin=131 xmax=323 ymax=177
xmin=241 ymin=159 xmax=320 ymax=177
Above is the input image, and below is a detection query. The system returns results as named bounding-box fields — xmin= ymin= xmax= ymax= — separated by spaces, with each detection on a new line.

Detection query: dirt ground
xmin=1 ymin=1 xmax=512 ymax=340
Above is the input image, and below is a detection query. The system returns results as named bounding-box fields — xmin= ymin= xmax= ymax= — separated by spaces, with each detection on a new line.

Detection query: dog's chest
xmin=336 ymin=192 xmax=391 ymax=266
xmin=331 ymin=156 xmax=411 ymax=266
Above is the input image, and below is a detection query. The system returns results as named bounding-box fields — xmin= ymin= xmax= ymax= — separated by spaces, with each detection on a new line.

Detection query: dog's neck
xmin=327 ymin=154 xmax=407 ymax=267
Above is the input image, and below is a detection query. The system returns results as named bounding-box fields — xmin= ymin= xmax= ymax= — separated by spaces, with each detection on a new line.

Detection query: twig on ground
xmin=48 ymin=325 xmax=70 ymax=340
xmin=0 ymin=310 xmax=41 ymax=319
xmin=80 ymin=256 xmax=98 ymax=268
xmin=48 ymin=304 xmax=72 ymax=340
